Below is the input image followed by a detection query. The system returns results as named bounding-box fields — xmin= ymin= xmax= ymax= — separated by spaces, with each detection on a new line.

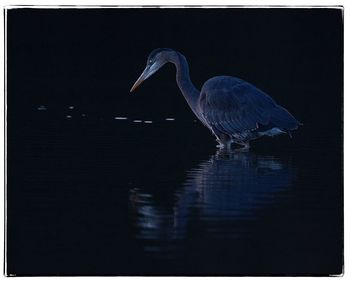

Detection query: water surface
xmin=7 ymin=112 xmax=343 ymax=275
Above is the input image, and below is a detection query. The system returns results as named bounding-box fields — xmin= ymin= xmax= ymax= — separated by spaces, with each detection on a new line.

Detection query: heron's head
xmin=130 ymin=48 xmax=175 ymax=92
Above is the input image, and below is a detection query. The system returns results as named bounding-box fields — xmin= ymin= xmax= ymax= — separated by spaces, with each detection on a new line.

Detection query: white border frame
xmin=1 ymin=1 xmax=346 ymax=281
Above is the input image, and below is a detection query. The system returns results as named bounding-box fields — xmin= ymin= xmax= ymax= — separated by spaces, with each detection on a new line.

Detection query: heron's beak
xmin=130 ymin=62 xmax=162 ymax=93
xmin=130 ymin=68 xmax=148 ymax=93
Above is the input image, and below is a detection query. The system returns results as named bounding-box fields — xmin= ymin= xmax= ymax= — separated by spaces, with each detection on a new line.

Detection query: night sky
xmin=7 ymin=8 xmax=342 ymax=127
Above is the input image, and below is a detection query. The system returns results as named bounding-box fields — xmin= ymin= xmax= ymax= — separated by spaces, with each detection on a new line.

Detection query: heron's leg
xmin=215 ymin=137 xmax=228 ymax=149
xmin=235 ymin=141 xmax=250 ymax=150
xmin=242 ymin=143 xmax=250 ymax=149
xmin=216 ymin=134 xmax=233 ymax=149
xmin=216 ymin=143 xmax=225 ymax=149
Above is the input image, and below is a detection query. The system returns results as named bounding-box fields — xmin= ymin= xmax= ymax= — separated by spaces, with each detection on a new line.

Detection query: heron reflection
xmin=129 ymin=149 xmax=296 ymax=252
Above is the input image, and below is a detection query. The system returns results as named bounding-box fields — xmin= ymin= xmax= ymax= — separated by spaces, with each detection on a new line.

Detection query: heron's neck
xmin=170 ymin=52 xmax=200 ymax=112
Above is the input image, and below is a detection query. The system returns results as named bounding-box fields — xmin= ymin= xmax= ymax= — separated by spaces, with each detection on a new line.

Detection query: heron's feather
xmin=199 ymin=76 xmax=300 ymax=140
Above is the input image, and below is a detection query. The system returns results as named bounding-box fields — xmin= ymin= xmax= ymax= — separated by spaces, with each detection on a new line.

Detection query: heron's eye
xmin=149 ymin=59 xmax=153 ymax=65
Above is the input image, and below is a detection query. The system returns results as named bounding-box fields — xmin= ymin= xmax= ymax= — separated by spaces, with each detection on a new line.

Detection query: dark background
xmin=7 ymin=8 xmax=343 ymax=276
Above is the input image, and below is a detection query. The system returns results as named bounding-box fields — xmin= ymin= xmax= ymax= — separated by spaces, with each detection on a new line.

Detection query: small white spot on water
xmin=133 ymin=120 xmax=143 ymax=123
xmin=68 ymin=106 xmax=74 ymax=110
xmin=66 ymin=115 xmax=72 ymax=119
xmin=165 ymin=118 xmax=175 ymax=121
xmin=144 ymin=121 xmax=153 ymax=124
xmin=114 ymin=117 xmax=128 ymax=120
xmin=37 ymin=105 xmax=47 ymax=111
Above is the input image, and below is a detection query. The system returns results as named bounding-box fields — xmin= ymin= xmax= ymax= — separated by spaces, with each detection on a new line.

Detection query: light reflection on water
xmin=129 ymin=149 xmax=297 ymax=255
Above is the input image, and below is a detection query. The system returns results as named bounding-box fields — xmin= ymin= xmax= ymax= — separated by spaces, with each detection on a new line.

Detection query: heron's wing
xmin=199 ymin=80 xmax=299 ymax=136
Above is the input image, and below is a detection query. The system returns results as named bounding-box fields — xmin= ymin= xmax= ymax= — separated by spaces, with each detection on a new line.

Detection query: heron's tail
xmin=270 ymin=106 xmax=301 ymax=131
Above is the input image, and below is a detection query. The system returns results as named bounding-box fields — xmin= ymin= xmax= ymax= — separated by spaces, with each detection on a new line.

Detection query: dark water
xmin=7 ymin=110 xmax=343 ymax=276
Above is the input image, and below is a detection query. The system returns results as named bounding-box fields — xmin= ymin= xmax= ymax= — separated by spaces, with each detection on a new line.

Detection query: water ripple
xmin=129 ymin=150 xmax=297 ymax=255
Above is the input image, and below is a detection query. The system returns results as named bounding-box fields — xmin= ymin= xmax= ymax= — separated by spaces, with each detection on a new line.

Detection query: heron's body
xmin=131 ymin=48 xmax=300 ymax=149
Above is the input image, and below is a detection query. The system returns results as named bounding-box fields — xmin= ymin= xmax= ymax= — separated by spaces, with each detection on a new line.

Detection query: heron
xmin=130 ymin=48 xmax=301 ymax=149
